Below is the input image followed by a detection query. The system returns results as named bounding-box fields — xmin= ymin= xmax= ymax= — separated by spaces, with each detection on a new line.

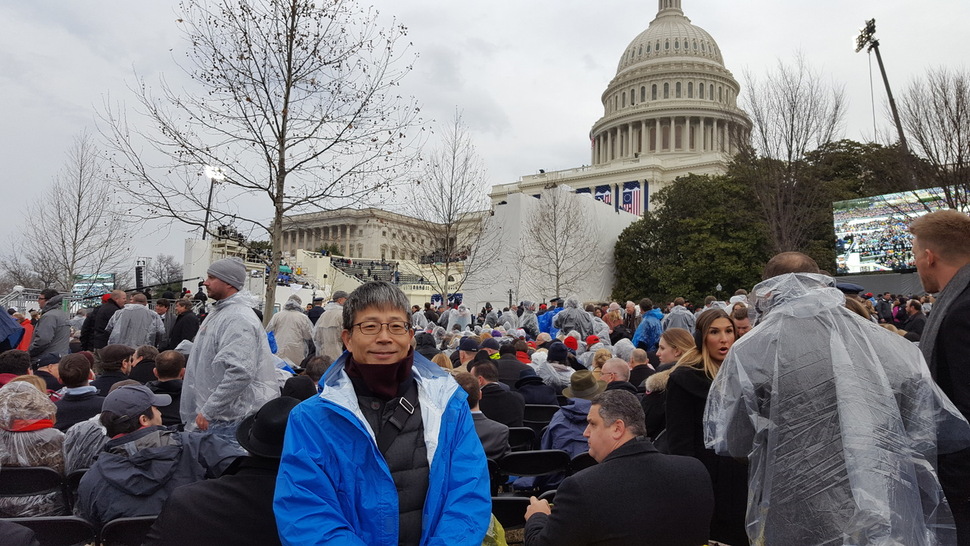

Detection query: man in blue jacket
xmin=274 ymin=281 xmax=491 ymax=545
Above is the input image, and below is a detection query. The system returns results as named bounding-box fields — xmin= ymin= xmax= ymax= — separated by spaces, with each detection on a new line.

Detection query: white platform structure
xmin=462 ymin=190 xmax=639 ymax=308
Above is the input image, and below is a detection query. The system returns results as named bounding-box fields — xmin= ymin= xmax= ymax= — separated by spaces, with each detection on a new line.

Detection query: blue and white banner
xmin=621 ymin=181 xmax=642 ymax=215
xmin=594 ymin=185 xmax=612 ymax=205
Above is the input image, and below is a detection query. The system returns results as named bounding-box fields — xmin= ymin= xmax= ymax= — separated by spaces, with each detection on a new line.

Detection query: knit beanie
xmin=207 ymin=257 xmax=246 ymax=290
xmin=548 ymin=342 xmax=568 ymax=362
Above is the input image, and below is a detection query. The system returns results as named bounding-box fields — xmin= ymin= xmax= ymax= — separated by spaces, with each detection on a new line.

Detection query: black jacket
xmin=146 ymin=379 xmax=184 ymax=427
xmin=479 ymin=382 xmax=525 ymax=427
xmin=54 ymin=390 xmax=105 ymax=431
xmin=163 ymin=311 xmax=200 ymax=351
xmin=91 ymin=371 xmax=130 ymax=398
xmin=926 ymin=282 xmax=970 ymax=534
xmin=144 ymin=457 xmax=282 ymax=546
xmin=515 ymin=380 xmax=558 ymax=406
xmin=524 ymin=439 xmax=714 ymax=546
xmin=128 ymin=359 xmax=156 ymax=384
xmin=494 ymin=354 xmax=530 ymax=388
xmin=666 ymin=366 xmax=748 ymax=546
xmin=91 ymin=300 xmax=123 ymax=350
xmin=306 ymin=305 xmax=324 ymax=325
xmin=903 ymin=312 xmax=927 ymax=337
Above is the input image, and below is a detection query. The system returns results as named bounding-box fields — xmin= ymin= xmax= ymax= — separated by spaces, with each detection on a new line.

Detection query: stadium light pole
xmin=855 ymin=19 xmax=909 ymax=155
xmin=202 ymin=165 xmax=226 ymax=240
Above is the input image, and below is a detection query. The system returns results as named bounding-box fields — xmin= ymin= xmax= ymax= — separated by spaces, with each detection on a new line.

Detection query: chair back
xmin=507 ymin=427 xmax=536 ymax=452
xmin=100 ymin=515 xmax=158 ymax=546
xmin=567 ymin=451 xmax=597 ymax=475
xmin=0 ymin=466 xmax=63 ymax=497
xmin=64 ymin=468 xmax=88 ymax=511
xmin=490 ymin=496 xmax=531 ymax=530
xmin=523 ymin=404 xmax=560 ymax=423
xmin=523 ymin=404 xmax=560 ymax=439
xmin=496 ymin=449 xmax=570 ymax=477
xmin=4 ymin=516 xmax=95 ymax=546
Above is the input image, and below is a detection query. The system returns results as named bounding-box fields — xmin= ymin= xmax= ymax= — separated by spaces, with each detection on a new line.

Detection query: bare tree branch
xmin=899 ymin=67 xmax=970 ymax=210
xmin=523 ymin=186 xmax=602 ymax=298
xmin=739 ymin=54 xmax=846 ymax=252
xmin=100 ymin=0 xmax=424 ymax=320
xmin=398 ymin=111 xmax=491 ymax=302
xmin=10 ymin=132 xmax=132 ymax=296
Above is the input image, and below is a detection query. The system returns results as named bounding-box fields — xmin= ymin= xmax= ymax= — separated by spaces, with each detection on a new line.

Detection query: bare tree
xmin=102 ymin=0 xmax=423 ymax=321
xmin=400 ymin=112 xmax=490 ymax=302
xmin=898 ymin=67 xmax=970 ymax=210
xmin=10 ymin=133 xmax=131 ymax=295
xmin=148 ymin=253 xmax=184 ymax=286
xmin=740 ymin=54 xmax=846 ymax=252
xmin=523 ymin=186 xmax=601 ymax=298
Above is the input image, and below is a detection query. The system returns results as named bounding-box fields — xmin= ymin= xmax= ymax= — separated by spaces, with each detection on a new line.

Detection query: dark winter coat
xmin=144 ymin=457 xmax=283 ymax=546
xmin=524 ymin=439 xmax=714 ymax=546
xmin=162 ymin=311 xmax=200 ymax=351
xmin=666 ymin=365 xmax=748 ymax=546
xmin=479 ymin=382 xmax=525 ymax=428
xmin=91 ymin=299 xmax=123 ymax=350
xmin=54 ymin=390 xmax=105 ymax=432
xmin=76 ymin=426 xmax=239 ymax=528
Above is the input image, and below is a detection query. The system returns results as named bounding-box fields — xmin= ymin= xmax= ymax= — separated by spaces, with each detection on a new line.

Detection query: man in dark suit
xmin=144 ymin=396 xmax=300 ymax=546
xmin=524 ymin=390 xmax=713 ymax=546
xmin=473 ymin=362 xmax=524 ymax=427
xmin=911 ymin=210 xmax=970 ymax=545
xmin=162 ymin=299 xmax=200 ymax=351
xmin=454 ymin=372 xmax=510 ymax=460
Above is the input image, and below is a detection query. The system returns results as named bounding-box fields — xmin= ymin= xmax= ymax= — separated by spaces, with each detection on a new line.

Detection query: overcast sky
xmin=2 ymin=0 xmax=967 ymax=272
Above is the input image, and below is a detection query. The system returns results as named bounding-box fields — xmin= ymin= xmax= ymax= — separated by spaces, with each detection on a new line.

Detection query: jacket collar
xmin=601 ymin=437 xmax=657 ymax=464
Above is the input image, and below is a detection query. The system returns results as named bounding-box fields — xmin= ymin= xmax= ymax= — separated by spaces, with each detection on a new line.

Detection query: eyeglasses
xmin=352 ymin=321 xmax=411 ymax=336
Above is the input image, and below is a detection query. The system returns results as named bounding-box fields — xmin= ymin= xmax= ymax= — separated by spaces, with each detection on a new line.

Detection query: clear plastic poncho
xmin=704 ymin=273 xmax=970 ymax=545
xmin=265 ymin=298 xmax=314 ymax=366
xmin=0 ymin=382 xmax=67 ymax=517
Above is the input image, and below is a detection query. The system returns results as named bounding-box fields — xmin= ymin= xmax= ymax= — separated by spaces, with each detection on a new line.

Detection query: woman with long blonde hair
xmin=665 ymin=309 xmax=747 ymax=546
xmin=641 ymin=328 xmax=695 ymax=439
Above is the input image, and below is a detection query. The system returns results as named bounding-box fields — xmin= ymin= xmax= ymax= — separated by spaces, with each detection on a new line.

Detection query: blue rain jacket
xmin=274 ymin=351 xmax=491 ymax=545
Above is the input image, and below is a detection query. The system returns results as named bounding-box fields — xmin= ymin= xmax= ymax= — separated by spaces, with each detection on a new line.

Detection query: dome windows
xmin=641 ymin=86 xmax=646 ymax=102
xmin=652 ymin=84 xmax=658 ymax=100
xmin=665 ymin=40 xmax=669 ymax=50
xmin=699 ymin=82 xmax=705 ymax=99
xmin=647 ymin=43 xmax=651 ymax=53
xmin=663 ymin=83 xmax=669 ymax=99
xmin=693 ymin=40 xmax=698 ymax=50
xmin=676 ymin=82 xmax=682 ymax=98
xmin=688 ymin=82 xmax=693 ymax=98
xmin=674 ymin=39 xmax=680 ymax=49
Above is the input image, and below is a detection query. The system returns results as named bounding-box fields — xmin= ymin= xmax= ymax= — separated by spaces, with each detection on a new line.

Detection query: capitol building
xmin=252 ymin=0 xmax=751 ymax=306
xmin=490 ymin=0 xmax=750 ymax=215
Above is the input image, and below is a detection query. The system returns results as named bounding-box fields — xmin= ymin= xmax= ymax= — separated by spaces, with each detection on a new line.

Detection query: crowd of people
xmin=1 ymin=209 xmax=969 ymax=545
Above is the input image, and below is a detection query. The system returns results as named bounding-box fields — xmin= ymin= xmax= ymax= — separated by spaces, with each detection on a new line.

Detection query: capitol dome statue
xmin=491 ymin=0 xmax=751 ymax=216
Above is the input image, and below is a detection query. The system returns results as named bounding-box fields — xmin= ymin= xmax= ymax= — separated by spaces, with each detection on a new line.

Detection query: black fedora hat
xmin=236 ymin=396 xmax=301 ymax=458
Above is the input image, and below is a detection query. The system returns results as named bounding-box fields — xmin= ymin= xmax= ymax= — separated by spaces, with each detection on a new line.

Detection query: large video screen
xmin=833 ymin=188 xmax=950 ymax=274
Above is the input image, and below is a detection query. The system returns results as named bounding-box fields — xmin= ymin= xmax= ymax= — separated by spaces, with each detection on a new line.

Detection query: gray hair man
xmin=275 ymin=281 xmax=491 ymax=544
